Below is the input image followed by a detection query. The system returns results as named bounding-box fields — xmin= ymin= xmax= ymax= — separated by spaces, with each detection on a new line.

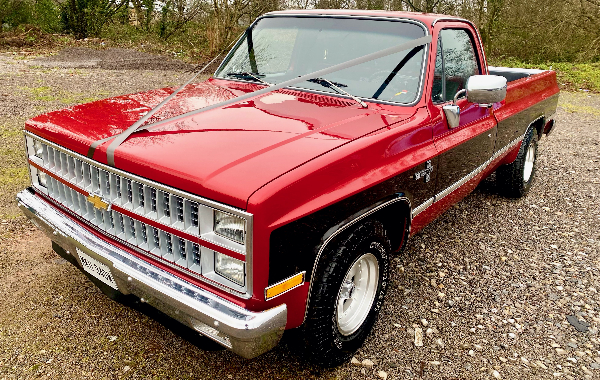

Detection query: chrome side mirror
xmin=466 ymin=75 xmax=507 ymax=104
xmin=442 ymin=104 xmax=460 ymax=129
xmin=442 ymin=75 xmax=507 ymax=129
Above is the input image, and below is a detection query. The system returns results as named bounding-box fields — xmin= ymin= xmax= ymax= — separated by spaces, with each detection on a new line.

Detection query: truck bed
xmin=489 ymin=66 xmax=545 ymax=83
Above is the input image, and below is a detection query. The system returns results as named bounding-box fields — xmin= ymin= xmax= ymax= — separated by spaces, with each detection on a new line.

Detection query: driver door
xmin=432 ymin=28 xmax=497 ymax=195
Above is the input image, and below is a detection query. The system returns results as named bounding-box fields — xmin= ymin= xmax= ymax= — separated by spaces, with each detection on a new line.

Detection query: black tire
xmin=302 ymin=220 xmax=391 ymax=367
xmin=496 ymin=127 xmax=538 ymax=198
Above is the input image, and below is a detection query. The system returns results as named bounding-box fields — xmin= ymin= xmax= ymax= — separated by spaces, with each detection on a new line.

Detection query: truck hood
xmin=26 ymin=78 xmax=415 ymax=209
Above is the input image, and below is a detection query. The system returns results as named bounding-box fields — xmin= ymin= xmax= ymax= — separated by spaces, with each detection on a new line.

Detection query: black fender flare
xmin=302 ymin=193 xmax=411 ymax=323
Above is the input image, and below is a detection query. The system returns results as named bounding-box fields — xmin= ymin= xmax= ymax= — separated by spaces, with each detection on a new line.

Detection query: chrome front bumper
xmin=17 ymin=189 xmax=286 ymax=359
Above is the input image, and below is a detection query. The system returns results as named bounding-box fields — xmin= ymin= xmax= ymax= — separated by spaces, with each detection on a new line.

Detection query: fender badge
xmin=414 ymin=160 xmax=434 ymax=183
xmin=87 ymin=194 xmax=111 ymax=211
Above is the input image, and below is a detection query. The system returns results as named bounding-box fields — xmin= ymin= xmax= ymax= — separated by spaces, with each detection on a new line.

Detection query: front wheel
xmin=302 ymin=220 xmax=390 ymax=367
xmin=496 ymin=127 xmax=538 ymax=198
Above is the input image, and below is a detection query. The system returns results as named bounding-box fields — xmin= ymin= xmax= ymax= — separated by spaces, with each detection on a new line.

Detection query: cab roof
xmin=263 ymin=9 xmax=466 ymax=27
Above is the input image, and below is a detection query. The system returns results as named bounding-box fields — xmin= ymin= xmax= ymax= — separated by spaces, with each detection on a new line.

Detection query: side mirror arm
xmin=453 ymin=89 xmax=467 ymax=105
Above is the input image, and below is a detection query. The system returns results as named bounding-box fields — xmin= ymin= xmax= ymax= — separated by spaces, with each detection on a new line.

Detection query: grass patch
xmin=0 ymin=167 xmax=28 ymax=185
xmin=28 ymin=86 xmax=51 ymax=95
xmin=0 ymin=126 xmax=22 ymax=138
xmin=59 ymin=94 xmax=105 ymax=105
xmin=489 ymin=58 xmax=600 ymax=93
xmin=29 ymin=363 xmax=41 ymax=371
xmin=0 ymin=212 xmax=26 ymax=220
xmin=17 ymin=86 xmax=108 ymax=105
xmin=18 ymin=86 xmax=58 ymax=101
xmin=558 ymin=92 xmax=600 ymax=117
xmin=561 ymin=103 xmax=600 ymax=117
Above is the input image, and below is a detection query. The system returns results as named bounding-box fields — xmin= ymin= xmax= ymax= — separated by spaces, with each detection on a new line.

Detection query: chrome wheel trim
xmin=336 ymin=253 xmax=379 ymax=336
xmin=523 ymin=143 xmax=536 ymax=182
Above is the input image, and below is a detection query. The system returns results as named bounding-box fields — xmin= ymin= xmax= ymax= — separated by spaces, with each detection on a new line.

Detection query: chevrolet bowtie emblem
xmin=87 ymin=194 xmax=111 ymax=211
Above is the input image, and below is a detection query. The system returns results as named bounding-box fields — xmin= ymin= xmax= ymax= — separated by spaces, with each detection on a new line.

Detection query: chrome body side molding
xmin=435 ymin=132 xmax=524 ymax=202
xmin=411 ymin=197 xmax=434 ymax=219
xmin=411 ymin=132 xmax=525 ymax=219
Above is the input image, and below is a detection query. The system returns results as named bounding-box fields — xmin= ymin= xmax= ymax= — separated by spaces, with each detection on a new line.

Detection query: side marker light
xmin=265 ymin=271 xmax=306 ymax=301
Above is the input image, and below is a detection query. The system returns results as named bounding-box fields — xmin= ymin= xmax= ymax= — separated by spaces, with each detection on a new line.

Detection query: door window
xmin=432 ymin=36 xmax=444 ymax=103
xmin=432 ymin=29 xmax=480 ymax=103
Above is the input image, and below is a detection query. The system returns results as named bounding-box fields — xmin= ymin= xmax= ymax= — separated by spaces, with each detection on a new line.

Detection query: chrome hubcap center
xmin=340 ymin=280 xmax=355 ymax=300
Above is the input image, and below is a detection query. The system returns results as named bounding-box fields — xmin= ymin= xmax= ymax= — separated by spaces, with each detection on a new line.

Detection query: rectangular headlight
xmin=33 ymin=139 xmax=44 ymax=159
xmin=37 ymin=170 xmax=47 ymax=187
xmin=28 ymin=164 xmax=47 ymax=189
xmin=214 ymin=210 xmax=246 ymax=244
xmin=214 ymin=251 xmax=245 ymax=286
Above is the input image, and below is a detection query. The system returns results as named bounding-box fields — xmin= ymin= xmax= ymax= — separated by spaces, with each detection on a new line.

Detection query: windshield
xmin=215 ymin=16 xmax=427 ymax=104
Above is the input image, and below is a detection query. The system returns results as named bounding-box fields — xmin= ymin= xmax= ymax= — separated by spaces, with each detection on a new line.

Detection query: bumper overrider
xmin=17 ymin=189 xmax=287 ymax=359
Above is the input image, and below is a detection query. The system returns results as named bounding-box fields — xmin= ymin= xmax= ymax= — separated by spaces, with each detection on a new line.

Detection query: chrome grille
xmin=152 ymin=227 xmax=160 ymax=247
xmin=126 ymin=179 xmax=133 ymax=203
xmin=26 ymin=134 xmax=253 ymax=295
xmin=140 ymin=222 xmax=148 ymax=242
xmin=40 ymin=143 xmax=202 ymax=235
xmin=161 ymin=191 xmax=170 ymax=218
xmin=149 ymin=188 xmax=157 ymax=212
xmin=115 ymin=176 xmax=122 ymax=198
xmin=190 ymin=203 xmax=199 ymax=227
xmin=46 ymin=175 xmax=200 ymax=270
xmin=175 ymin=196 xmax=184 ymax=222
xmin=192 ymin=244 xmax=201 ymax=266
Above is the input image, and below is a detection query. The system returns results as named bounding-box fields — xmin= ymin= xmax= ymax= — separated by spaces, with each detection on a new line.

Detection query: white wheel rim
xmin=336 ymin=253 xmax=379 ymax=336
xmin=523 ymin=143 xmax=536 ymax=182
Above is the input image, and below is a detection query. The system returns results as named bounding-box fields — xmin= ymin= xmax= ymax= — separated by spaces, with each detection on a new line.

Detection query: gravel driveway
xmin=0 ymin=51 xmax=599 ymax=380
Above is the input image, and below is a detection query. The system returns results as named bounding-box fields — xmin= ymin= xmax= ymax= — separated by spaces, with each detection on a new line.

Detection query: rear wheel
xmin=302 ymin=220 xmax=390 ymax=367
xmin=496 ymin=127 xmax=538 ymax=198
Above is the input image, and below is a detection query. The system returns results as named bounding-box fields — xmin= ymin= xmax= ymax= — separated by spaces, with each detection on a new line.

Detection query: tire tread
xmin=496 ymin=128 xmax=538 ymax=198
xmin=302 ymin=220 xmax=391 ymax=367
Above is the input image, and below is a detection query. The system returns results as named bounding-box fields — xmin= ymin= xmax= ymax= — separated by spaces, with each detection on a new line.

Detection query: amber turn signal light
xmin=265 ymin=272 xmax=306 ymax=301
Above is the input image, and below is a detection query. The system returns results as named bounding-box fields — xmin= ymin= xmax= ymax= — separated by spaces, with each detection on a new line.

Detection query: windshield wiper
xmin=308 ymin=78 xmax=367 ymax=108
xmin=226 ymin=72 xmax=271 ymax=85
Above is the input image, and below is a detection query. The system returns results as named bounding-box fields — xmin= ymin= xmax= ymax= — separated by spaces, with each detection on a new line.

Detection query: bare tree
xmin=62 ymin=0 xmax=128 ymax=38
xmin=401 ymin=0 xmax=444 ymax=13
xmin=207 ymin=0 xmax=282 ymax=53
xmin=158 ymin=0 xmax=205 ymax=39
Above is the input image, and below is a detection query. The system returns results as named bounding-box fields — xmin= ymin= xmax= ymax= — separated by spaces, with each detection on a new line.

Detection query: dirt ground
xmin=28 ymin=48 xmax=195 ymax=71
xmin=0 ymin=50 xmax=599 ymax=380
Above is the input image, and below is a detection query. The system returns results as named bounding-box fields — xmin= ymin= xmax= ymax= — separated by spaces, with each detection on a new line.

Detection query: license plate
xmin=77 ymin=248 xmax=118 ymax=290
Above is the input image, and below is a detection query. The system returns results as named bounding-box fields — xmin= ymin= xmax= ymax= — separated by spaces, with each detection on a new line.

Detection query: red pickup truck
xmin=18 ymin=9 xmax=559 ymax=366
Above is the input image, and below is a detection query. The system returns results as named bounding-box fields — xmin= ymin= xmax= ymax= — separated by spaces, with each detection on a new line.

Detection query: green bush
xmin=489 ymin=57 xmax=600 ymax=92
xmin=1 ymin=0 xmax=34 ymax=28
xmin=60 ymin=0 xmax=126 ymax=39
xmin=34 ymin=0 xmax=60 ymax=33
xmin=99 ymin=19 xmax=211 ymax=62
xmin=1 ymin=0 xmax=61 ymax=33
